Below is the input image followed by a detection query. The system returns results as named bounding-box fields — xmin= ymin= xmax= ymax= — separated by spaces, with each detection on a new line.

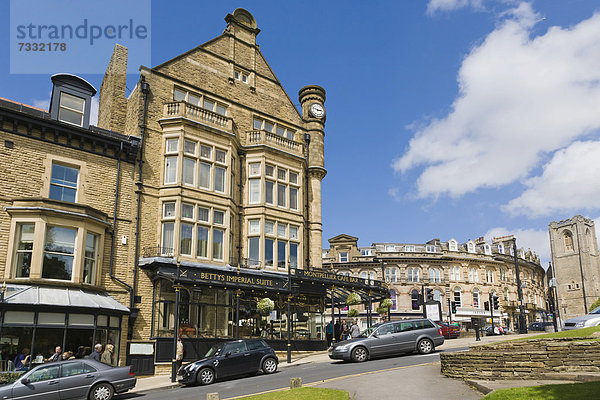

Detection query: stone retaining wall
xmin=440 ymin=338 xmax=600 ymax=380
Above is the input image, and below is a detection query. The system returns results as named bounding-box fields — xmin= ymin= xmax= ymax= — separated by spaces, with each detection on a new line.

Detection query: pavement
xmin=126 ymin=331 xmax=596 ymax=398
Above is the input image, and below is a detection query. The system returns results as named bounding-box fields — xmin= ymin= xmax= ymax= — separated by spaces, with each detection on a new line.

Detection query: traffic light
xmin=450 ymin=301 xmax=457 ymax=313
xmin=492 ymin=295 xmax=499 ymax=310
xmin=484 ymin=301 xmax=489 ymax=311
xmin=426 ymin=288 xmax=434 ymax=302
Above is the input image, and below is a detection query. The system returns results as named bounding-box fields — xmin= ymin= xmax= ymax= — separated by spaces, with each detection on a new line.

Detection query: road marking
xmin=222 ymin=361 xmax=439 ymax=399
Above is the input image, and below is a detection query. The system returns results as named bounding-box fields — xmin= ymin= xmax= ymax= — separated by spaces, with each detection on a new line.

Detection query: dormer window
xmin=449 ymin=240 xmax=458 ymax=251
xmin=339 ymin=252 xmax=348 ymax=262
xmin=484 ymin=244 xmax=492 ymax=255
xmin=425 ymin=245 xmax=437 ymax=253
xmin=467 ymin=241 xmax=475 ymax=253
xmin=58 ymin=92 xmax=85 ymax=126
xmin=404 ymin=245 xmax=415 ymax=252
xmin=497 ymin=244 xmax=504 ymax=254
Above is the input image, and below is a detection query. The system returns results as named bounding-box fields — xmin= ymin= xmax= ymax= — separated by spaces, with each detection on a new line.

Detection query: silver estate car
xmin=563 ymin=306 xmax=600 ymax=330
xmin=329 ymin=318 xmax=444 ymax=362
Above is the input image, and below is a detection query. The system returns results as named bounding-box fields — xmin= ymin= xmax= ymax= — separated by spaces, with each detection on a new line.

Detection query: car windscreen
xmin=591 ymin=307 xmax=600 ymax=315
xmin=358 ymin=327 xmax=375 ymax=338
xmin=204 ymin=344 xmax=223 ymax=358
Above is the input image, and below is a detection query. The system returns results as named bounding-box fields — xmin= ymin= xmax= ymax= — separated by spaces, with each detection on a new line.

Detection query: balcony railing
xmin=246 ymin=129 xmax=303 ymax=155
xmin=143 ymin=246 xmax=174 ymax=258
xmin=163 ymin=101 xmax=234 ymax=132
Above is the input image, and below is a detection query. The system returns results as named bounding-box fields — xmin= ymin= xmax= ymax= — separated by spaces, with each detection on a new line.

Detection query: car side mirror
xmin=225 ymin=351 xmax=231 ymax=357
xmin=21 ymin=377 xmax=30 ymax=384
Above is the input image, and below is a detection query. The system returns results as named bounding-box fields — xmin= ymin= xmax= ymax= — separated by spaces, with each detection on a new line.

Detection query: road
xmin=118 ymin=346 xmax=470 ymax=400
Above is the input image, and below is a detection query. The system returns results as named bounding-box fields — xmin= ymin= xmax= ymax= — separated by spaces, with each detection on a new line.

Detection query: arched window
xmin=586 ymin=228 xmax=592 ymax=251
xmin=484 ymin=244 xmax=491 ymax=255
xmin=390 ymin=289 xmax=397 ymax=310
xmin=411 ymin=289 xmax=420 ymax=310
xmin=467 ymin=241 xmax=475 ymax=253
xmin=469 ymin=267 xmax=478 ymax=282
xmin=497 ymin=244 xmax=504 ymax=254
xmin=564 ymin=230 xmax=574 ymax=251
xmin=486 ymin=269 xmax=495 ymax=283
xmin=433 ymin=289 xmax=442 ymax=302
xmin=429 ymin=268 xmax=441 ymax=283
xmin=449 ymin=240 xmax=458 ymax=251
xmin=453 ymin=287 xmax=462 ymax=307
xmin=472 ymin=288 xmax=480 ymax=308
xmin=504 ymin=287 xmax=509 ymax=301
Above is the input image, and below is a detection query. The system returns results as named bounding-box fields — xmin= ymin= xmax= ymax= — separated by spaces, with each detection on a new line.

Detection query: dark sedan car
xmin=0 ymin=359 xmax=136 ymax=400
xmin=178 ymin=339 xmax=278 ymax=386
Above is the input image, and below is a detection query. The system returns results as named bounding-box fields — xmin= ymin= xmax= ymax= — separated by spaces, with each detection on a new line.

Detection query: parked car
xmin=563 ymin=306 xmax=600 ymax=330
xmin=178 ymin=339 xmax=278 ymax=386
xmin=528 ymin=321 xmax=554 ymax=331
xmin=328 ymin=318 xmax=444 ymax=362
xmin=437 ymin=322 xmax=460 ymax=339
xmin=0 ymin=359 xmax=136 ymax=400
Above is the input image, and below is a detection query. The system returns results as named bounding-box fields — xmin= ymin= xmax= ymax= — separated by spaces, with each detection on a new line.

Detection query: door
xmin=245 ymin=341 xmax=267 ymax=372
xmin=369 ymin=324 xmax=397 ymax=356
xmin=11 ymin=364 xmax=61 ymax=400
xmin=58 ymin=361 xmax=97 ymax=399
xmin=218 ymin=342 xmax=251 ymax=377
xmin=396 ymin=321 xmax=419 ymax=351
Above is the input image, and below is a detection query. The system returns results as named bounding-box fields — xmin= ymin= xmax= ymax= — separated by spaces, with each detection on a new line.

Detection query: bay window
xmin=83 ymin=233 xmax=98 ymax=284
xmin=15 ymin=223 xmax=34 ymax=278
xmin=42 ymin=226 xmax=77 ymax=280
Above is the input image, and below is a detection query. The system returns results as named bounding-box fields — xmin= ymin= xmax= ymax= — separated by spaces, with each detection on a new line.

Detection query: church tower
xmin=549 ymin=215 xmax=600 ymax=319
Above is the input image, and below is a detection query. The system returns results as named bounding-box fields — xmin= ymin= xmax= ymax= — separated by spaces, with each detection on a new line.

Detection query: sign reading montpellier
xmin=295 ymin=269 xmax=380 ymax=287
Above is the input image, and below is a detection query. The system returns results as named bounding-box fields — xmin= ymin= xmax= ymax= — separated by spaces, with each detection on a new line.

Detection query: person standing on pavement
xmin=349 ymin=320 xmax=360 ymax=338
xmin=341 ymin=320 xmax=349 ymax=341
xmin=89 ymin=344 xmax=102 ymax=361
xmin=334 ymin=320 xmax=341 ymax=343
xmin=101 ymin=344 xmax=114 ymax=365
xmin=326 ymin=321 xmax=334 ymax=347
xmin=176 ymin=337 xmax=184 ymax=372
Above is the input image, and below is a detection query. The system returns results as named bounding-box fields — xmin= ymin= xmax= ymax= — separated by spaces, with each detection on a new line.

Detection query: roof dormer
xmin=49 ymin=73 xmax=96 ymax=129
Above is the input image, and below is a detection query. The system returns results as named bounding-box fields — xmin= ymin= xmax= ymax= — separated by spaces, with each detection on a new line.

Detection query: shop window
xmin=49 ymin=163 xmax=79 ymax=203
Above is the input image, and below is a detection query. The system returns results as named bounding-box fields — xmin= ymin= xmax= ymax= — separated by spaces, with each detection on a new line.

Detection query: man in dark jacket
xmin=89 ymin=344 xmax=102 ymax=361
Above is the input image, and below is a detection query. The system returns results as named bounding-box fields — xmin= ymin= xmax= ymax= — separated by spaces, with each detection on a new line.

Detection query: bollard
xmin=290 ymin=377 xmax=302 ymax=389
xmin=206 ymin=393 xmax=219 ymax=400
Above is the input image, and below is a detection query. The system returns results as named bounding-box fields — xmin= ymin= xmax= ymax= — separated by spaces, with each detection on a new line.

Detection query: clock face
xmin=310 ymin=103 xmax=325 ymax=118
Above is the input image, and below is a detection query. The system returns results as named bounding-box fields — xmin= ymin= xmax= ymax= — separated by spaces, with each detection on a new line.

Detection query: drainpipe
xmin=109 ymin=142 xmax=133 ymax=295
xmin=131 ymin=78 xmax=150 ymax=338
xmin=237 ymin=152 xmax=244 ymax=266
xmin=304 ymin=134 xmax=311 ymax=269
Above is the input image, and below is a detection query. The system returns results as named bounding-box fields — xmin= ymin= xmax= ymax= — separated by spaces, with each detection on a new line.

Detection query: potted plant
xmin=257 ymin=297 xmax=275 ymax=316
xmin=346 ymin=292 xmax=361 ymax=306
xmin=347 ymin=308 xmax=359 ymax=318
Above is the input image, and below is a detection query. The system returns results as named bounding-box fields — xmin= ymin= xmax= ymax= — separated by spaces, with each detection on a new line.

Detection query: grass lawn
xmin=239 ymin=387 xmax=348 ymax=400
xmin=483 ymin=381 xmax=600 ymax=400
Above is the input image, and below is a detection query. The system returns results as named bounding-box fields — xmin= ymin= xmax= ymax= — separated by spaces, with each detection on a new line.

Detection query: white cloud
xmin=485 ymin=226 xmax=550 ymax=266
xmin=426 ymin=0 xmax=484 ymax=15
xmin=504 ymin=141 xmax=600 ymax=216
xmin=394 ymin=5 xmax=600 ymax=200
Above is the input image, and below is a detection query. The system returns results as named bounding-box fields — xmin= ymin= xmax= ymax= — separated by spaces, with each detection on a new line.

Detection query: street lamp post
xmin=512 ymin=239 xmax=528 ymax=334
xmin=286 ymin=266 xmax=292 ymax=364
xmin=171 ymin=261 xmax=181 ymax=383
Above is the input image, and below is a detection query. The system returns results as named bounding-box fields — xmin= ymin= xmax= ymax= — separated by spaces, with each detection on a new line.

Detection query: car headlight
xmin=576 ymin=321 xmax=586 ymax=327
xmin=335 ymin=345 xmax=349 ymax=351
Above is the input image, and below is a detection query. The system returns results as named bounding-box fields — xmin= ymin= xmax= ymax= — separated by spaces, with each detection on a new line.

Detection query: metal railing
xmin=143 ymin=246 xmax=174 ymax=258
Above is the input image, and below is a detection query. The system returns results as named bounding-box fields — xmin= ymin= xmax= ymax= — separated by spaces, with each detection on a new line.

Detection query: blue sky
xmin=2 ymin=1 xmax=600 ymax=266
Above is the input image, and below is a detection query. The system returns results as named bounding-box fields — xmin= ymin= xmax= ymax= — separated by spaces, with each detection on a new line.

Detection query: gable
xmin=328 ymin=234 xmax=359 ymax=244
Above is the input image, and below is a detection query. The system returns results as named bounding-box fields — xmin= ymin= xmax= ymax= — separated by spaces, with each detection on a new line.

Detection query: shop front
xmin=138 ymin=258 xmax=388 ymax=371
xmin=0 ymin=285 xmax=129 ymax=371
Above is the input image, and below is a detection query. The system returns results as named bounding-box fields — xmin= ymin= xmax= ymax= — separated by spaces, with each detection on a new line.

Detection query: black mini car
xmin=178 ymin=339 xmax=278 ymax=386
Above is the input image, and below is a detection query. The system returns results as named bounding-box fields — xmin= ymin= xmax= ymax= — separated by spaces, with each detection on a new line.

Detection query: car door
xmin=11 ymin=364 xmax=61 ymax=400
xmin=245 ymin=341 xmax=266 ymax=372
xmin=396 ymin=321 xmax=419 ymax=351
xmin=368 ymin=324 xmax=397 ymax=356
xmin=218 ymin=342 xmax=251 ymax=378
xmin=58 ymin=361 xmax=97 ymax=399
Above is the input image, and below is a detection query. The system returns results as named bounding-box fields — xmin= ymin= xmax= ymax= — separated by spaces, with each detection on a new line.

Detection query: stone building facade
xmin=323 ymin=234 xmax=548 ymax=331
xmin=0 ymin=75 xmax=139 ymax=368
xmin=549 ymin=215 xmax=600 ymax=320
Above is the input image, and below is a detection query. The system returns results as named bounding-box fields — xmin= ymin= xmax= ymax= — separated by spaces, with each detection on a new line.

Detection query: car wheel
xmin=197 ymin=367 xmax=215 ymax=385
xmin=262 ymin=357 xmax=277 ymax=374
xmin=417 ymin=339 xmax=434 ymax=354
xmin=351 ymin=346 xmax=368 ymax=362
xmin=89 ymin=383 xmax=114 ymax=400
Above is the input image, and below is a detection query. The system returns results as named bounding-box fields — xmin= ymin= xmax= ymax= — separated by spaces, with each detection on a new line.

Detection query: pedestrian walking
xmin=101 ymin=344 xmax=114 ymax=365
xmin=349 ymin=319 xmax=360 ymax=338
xmin=341 ymin=320 xmax=349 ymax=341
xmin=176 ymin=337 xmax=184 ymax=372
